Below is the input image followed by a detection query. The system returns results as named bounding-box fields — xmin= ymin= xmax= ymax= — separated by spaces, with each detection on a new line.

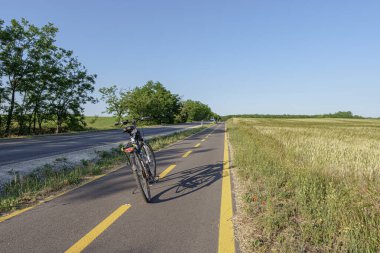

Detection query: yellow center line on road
xmin=218 ymin=128 xmax=236 ymax=253
xmin=159 ymin=164 xmax=177 ymax=179
xmin=65 ymin=204 xmax=131 ymax=253
xmin=194 ymin=143 xmax=201 ymax=148
xmin=201 ymin=139 xmax=206 ymax=142
xmin=182 ymin=150 xmax=192 ymax=158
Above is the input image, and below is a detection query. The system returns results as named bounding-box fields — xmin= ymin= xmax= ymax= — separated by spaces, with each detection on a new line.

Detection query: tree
xmin=25 ymin=22 xmax=58 ymax=134
xmin=211 ymin=112 xmax=221 ymax=122
xmin=99 ymin=85 xmax=127 ymax=123
xmin=0 ymin=68 xmax=7 ymax=132
xmin=179 ymin=100 xmax=212 ymax=122
xmin=0 ymin=20 xmax=4 ymax=132
xmin=48 ymin=48 xmax=97 ymax=133
xmin=123 ymin=81 xmax=181 ymax=124
xmin=0 ymin=19 xmax=97 ymax=135
xmin=0 ymin=18 xmax=34 ymax=135
xmin=0 ymin=18 xmax=58 ymax=135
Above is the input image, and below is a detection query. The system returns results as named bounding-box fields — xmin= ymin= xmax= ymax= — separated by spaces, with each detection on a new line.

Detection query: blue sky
xmin=1 ymin=0 xmax=379 ymax=116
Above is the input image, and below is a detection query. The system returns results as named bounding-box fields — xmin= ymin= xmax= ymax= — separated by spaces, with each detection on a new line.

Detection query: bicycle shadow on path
xmin=149 ymin=162 xmax=223 ymax=204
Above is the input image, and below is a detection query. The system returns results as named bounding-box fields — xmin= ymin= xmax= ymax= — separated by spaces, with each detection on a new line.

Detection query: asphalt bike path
xmin=0 ymin=124 xmax=235 ymax=253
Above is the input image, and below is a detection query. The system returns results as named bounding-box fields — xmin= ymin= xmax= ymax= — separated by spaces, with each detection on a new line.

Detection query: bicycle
xmin=119 ymin=118 xmax=157 ymax=202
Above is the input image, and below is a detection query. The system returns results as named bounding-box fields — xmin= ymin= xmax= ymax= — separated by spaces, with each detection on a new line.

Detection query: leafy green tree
xmin=179 ymin=100 xmax=212 ymax=122
xmin=0 ymin=18 xmax=35 ymax=135
xmin=99 ymin=85 xmax=127 ymax=123
xmin=0 ymin=18 xmax=97 ymax=135
xmin=211 ymin=112 xmax=221 ymax=122
xmin=0 ymin=20 xmax=3 ymax=131
xmin=25 ymin=23 xmax=58 ymax=134
xmin=123 ymin=81 xmax=181 ymax=124
xmin=48 ymin=48 xmax=97 ymax=133
xmin=0 ymin=71 xmax=6 ymax=132
xmin=0 ymin=18 xmax=58 ymax=135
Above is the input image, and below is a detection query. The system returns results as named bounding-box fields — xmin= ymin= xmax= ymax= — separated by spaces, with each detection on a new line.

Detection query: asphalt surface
xmin=0 ymin=123 xmax=232 ymax=253
xmin=0 ymin=122 xmax=200 ymax=167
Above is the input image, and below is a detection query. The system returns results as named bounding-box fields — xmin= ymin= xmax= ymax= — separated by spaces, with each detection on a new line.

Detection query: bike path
xmin=0 ymin=124 xmax=234 ymax=253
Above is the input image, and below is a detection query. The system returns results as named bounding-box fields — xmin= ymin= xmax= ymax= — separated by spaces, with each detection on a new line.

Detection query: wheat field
xmin=228 ymin=118 xmax=380 ymax=252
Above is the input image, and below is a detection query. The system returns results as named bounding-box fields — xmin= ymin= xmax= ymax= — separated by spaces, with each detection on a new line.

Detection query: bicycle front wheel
xmin=132 ymin=155 xmax=151 ymax=202
xmin=142 ymin=142 xmax=156 ymax=179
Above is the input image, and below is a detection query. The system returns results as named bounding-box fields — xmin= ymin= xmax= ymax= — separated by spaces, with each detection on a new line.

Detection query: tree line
xmin=222 ymin=111 xmax=363 ymax=121
xmin=99 ymin=81 xmax=220 ymax=124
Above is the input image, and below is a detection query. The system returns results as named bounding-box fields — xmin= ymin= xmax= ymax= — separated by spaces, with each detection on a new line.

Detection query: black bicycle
xmin=119 ymin=119 xmax=156 ymax=202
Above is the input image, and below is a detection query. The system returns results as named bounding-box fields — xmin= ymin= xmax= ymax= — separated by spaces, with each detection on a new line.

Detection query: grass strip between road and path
xmin=228 ymin=118 xmax=380 ymax=252
xmin=0 ymin=126 xmax=208 ymax=217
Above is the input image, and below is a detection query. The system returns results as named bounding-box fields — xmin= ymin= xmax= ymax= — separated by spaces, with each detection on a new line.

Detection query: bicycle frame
xmin=121 ymin=120 xmax=151 ymax=178
xmin=120 ymin=119 xmax=156 ymax=203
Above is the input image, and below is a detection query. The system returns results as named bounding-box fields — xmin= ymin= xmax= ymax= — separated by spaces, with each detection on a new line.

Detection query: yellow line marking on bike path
xmin=0 ymin=207 xmax=34 ymax=223
xmin=194 ymin=143 xmax=201 ymax=148
xmin=65 ymin=204 xmax=131 ymax=253
xmin=218 ymin=128 xmax=236 ymax=253
xmin=159 ymin=164 xmax=177 ymax=179
xmin=201 ymin=139 xmax=206 ymax=142
xmin=182 ymin=150 xmax=192 ymax=158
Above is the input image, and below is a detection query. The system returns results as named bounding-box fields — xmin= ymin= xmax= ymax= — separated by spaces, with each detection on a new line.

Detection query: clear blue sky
xmin=2 ymin=0 xmax=379 ymax=117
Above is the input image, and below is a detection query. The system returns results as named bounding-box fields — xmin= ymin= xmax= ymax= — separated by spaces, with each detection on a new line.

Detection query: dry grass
xmin=228 ymin=118 xmax=380 ymax=252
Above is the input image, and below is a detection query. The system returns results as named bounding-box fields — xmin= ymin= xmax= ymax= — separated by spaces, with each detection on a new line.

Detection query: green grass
xmin=228 ymin=118 xmax=380 ymax=252
xmin=84 ymin=116 xmax=118 ymax=130
xmin=1 ymin=116 xmax=118 ymax=138
xmin=0 ymin=126 xmax=206 ymax=215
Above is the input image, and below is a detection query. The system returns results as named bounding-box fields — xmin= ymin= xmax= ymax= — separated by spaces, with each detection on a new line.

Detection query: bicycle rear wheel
xmin=132 ymin=155 xmax=151 ymax=202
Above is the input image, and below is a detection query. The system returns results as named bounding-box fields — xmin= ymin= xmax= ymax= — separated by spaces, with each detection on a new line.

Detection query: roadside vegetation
xmin=0 ymin=126 xmax=206 ymax=215
xmin=228 ymin=118 xmax=380 ymax=252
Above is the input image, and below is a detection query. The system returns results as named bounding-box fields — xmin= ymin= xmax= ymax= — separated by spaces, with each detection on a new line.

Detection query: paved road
xmin=0 ymin=123 xmax=200 ymax=167
xmin=0 ymin=123 xmax=236 ymax=253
